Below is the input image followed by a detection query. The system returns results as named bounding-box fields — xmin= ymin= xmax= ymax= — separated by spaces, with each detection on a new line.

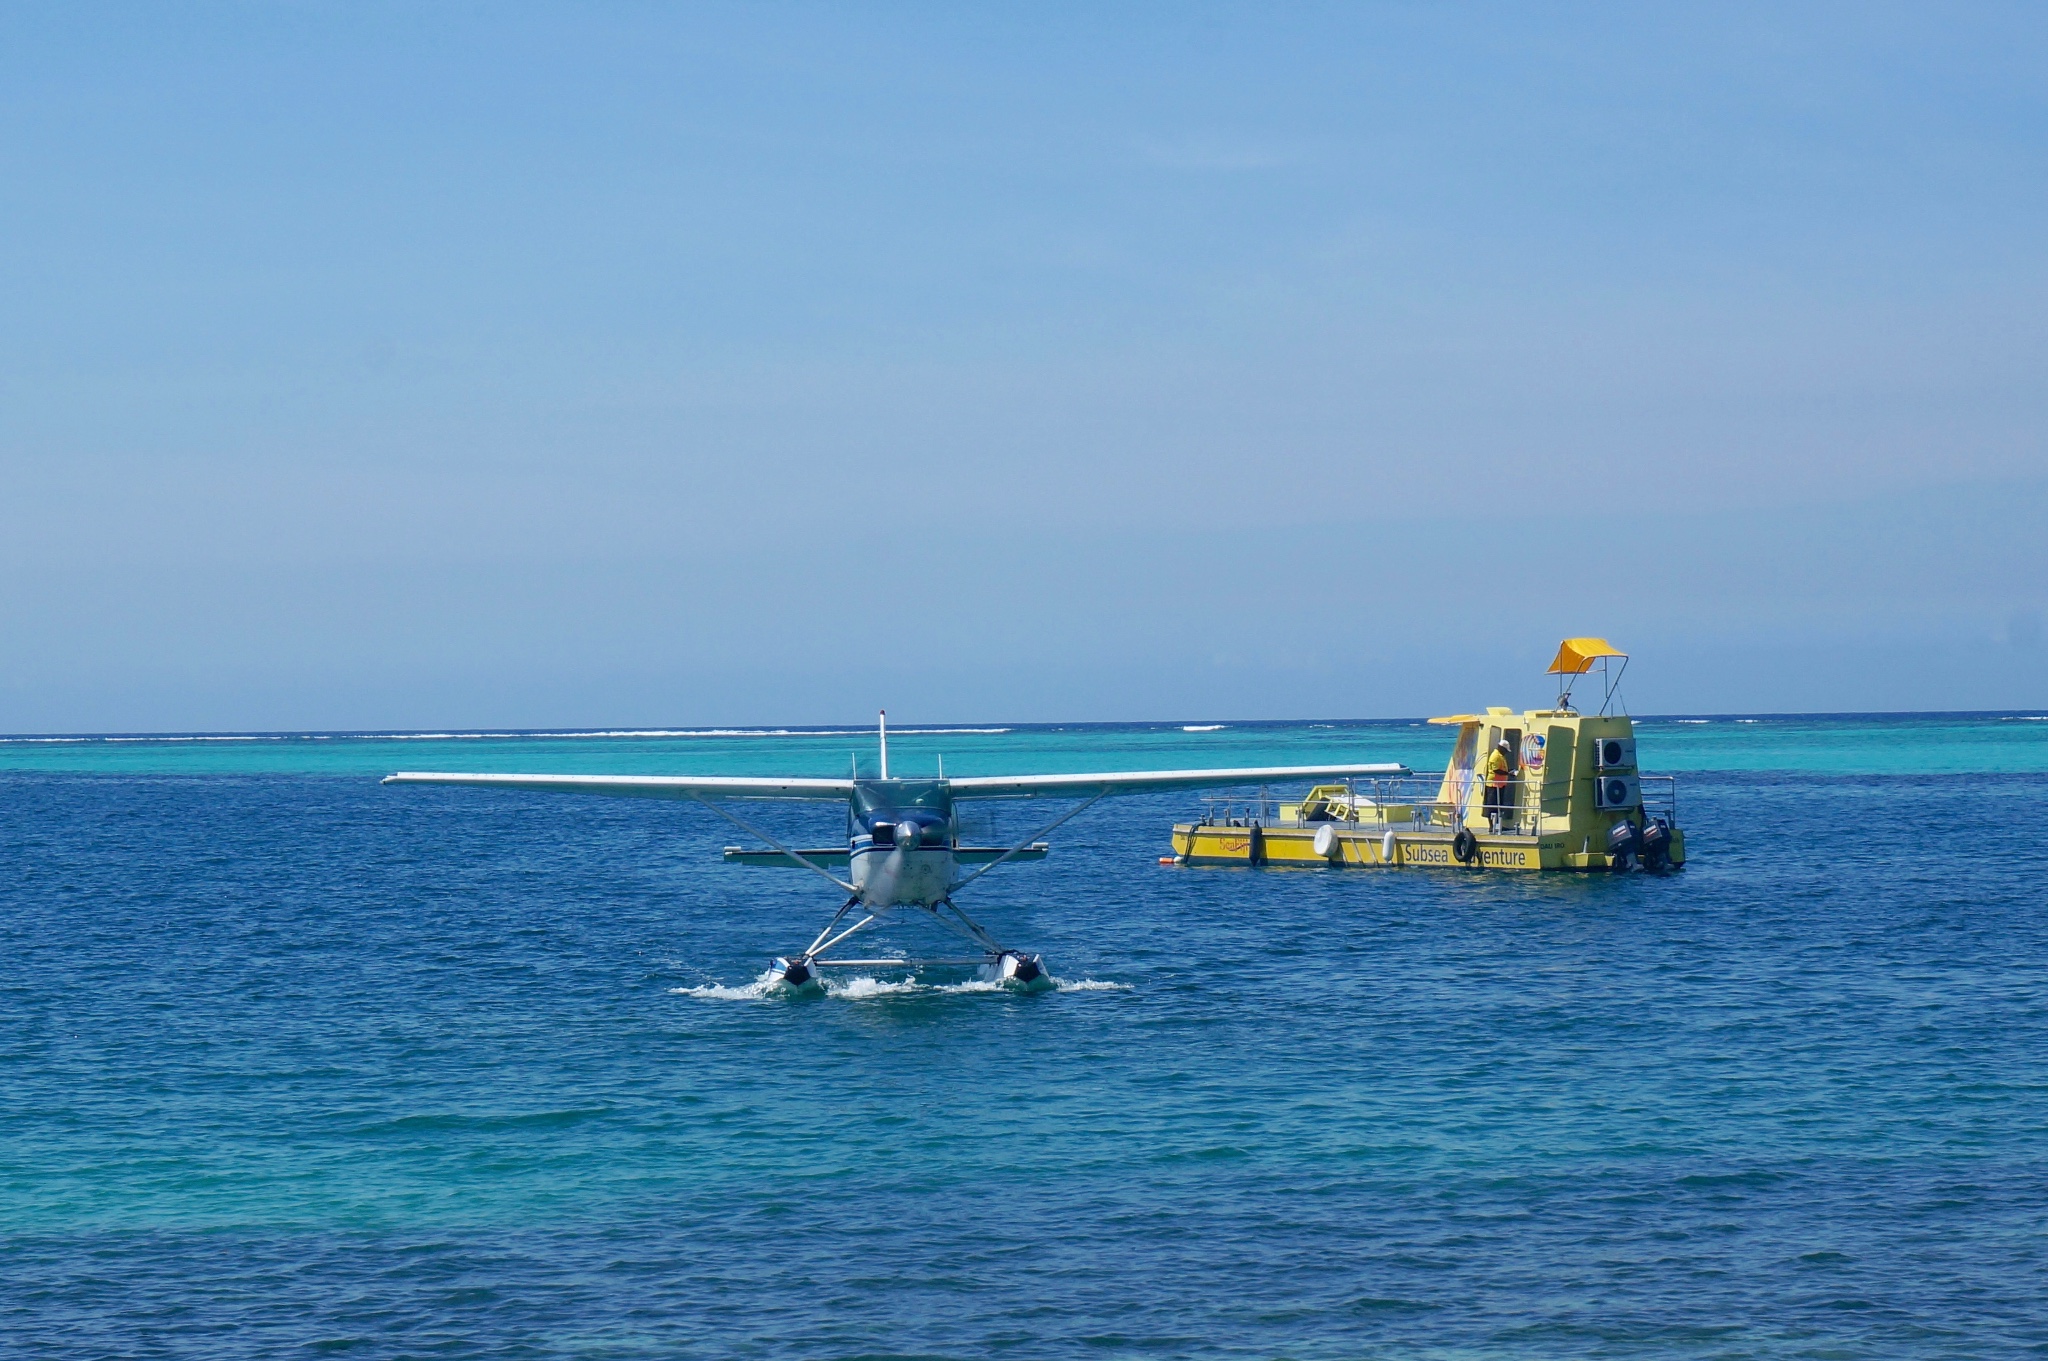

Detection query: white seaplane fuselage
xmin=845 ymin=782 xmax=958 ymax=907
xmin=849 ymin=838 xmax=955 ymax=905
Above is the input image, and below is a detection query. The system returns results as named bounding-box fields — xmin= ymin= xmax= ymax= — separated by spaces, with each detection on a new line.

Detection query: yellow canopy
xmin=1427 ymin=714 xmax=1483 ymax=726
xmin=1546 ymin=638 xmax=1626 ymax=675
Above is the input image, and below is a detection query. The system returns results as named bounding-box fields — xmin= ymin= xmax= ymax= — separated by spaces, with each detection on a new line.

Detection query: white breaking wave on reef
xmin=369 ymin=727 xmax=1014 ymax=740
xmin=0 ymin=734 xmax=293 ymax=744
xmin=0 ymin=726 xmax=1012 ymax=745
xmin=516 ymin=727 xmax=1014 ymax=739
xmin=1182 ymin=724 xmax=1226 ymax=732
xmin=672 ymin=970 xmax=1129 ymax=1001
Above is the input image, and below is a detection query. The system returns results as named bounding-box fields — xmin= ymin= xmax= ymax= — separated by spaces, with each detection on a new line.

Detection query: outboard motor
xmin=1639 ymin=817 xmax=1672 ymax=872
xmin=1606 ymin=819 xmax=1641 ymax=872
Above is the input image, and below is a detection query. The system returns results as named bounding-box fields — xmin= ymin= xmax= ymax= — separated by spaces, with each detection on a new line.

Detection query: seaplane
xmin=382 ymin=712 xmax=1408 ymax=991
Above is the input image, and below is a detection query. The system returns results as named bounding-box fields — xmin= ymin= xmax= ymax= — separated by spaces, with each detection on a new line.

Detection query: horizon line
xmin=2 ymin=708 xmax=2044 ymax=744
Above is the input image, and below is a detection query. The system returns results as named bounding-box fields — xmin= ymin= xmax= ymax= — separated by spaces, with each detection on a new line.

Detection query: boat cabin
xmin=1169 ymin=638 xmax=1684 ymax=871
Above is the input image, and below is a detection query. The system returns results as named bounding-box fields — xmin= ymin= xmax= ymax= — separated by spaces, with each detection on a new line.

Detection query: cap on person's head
xmin=1498 ymin=739 xmax=1511 ymax=750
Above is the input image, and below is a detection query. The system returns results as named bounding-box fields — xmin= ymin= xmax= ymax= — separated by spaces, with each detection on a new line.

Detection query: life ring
xmin=1451 ymin=828 xmax=1479 ymax=865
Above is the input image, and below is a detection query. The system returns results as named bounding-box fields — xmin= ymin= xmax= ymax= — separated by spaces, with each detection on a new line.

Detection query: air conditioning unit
xmin=1592 ymin=736 xmax=1637 ymax=771
xmin=1593 ymin=773 xmax=1642 ymax=810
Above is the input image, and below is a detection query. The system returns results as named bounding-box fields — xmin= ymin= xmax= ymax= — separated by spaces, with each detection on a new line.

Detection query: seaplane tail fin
xmin=945 ymin=763 xmax=1410 ymax=799
xmin=379 ymin=772 xmax=857 ymax=801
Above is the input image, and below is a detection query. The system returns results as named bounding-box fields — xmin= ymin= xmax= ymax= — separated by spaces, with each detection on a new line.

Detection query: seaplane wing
xmin=383 ymin=712 xmax=1415 ymax=992
xmin=378 ymin=772 xmax=855 ymax=801
xmin=945 ymin=763 xmax=1410 ymax=799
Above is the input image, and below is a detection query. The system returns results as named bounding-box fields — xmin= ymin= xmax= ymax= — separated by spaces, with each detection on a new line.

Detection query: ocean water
xmin=4 ymin=713 xmax=2047 ymax=1358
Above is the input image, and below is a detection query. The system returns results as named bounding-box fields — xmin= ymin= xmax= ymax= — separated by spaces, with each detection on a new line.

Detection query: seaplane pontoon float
xmin=1169 ymin=639 xmax=1685 ymax=872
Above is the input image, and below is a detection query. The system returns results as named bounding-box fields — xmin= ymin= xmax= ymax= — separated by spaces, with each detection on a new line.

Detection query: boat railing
xmin=1640 ymin=774 xmax=1677 ymax=825
xmin=1192 ymin=773 xmax=1679 ymax=836
xmin=1193 ymin=778 xmax=1477 ymax=833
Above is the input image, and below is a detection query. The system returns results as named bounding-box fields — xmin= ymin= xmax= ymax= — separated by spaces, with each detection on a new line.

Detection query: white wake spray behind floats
xmin=673 ymin=969 xmax=1131 ymax=1001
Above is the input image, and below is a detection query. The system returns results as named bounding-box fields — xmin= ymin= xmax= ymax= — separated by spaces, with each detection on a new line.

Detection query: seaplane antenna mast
xmin=879 ymin=709 xmax=888 ymax=780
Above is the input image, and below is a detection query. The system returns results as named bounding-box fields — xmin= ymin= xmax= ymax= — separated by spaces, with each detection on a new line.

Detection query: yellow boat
xmin=1169 ymin=639 xmax=1686 ymax=872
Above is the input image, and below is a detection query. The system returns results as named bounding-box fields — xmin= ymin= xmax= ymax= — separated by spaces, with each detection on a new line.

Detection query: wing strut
xmin=947 ymin=791 xmax=1105 ymax=894
xmin=692 ymin=796 xmax=857 ymax=894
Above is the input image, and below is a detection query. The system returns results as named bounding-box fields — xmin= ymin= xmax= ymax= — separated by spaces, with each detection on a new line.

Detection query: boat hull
xmin=1169 ymin=822 xmax=1685 ymax=871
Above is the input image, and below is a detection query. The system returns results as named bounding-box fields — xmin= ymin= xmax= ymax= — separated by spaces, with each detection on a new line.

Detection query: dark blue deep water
xmin=4 ymin=717 xmax=2047 ymax=1357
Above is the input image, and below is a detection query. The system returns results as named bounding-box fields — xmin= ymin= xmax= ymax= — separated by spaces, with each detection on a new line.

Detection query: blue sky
xmin=2 ymin=2 xmax=2044 ymax=729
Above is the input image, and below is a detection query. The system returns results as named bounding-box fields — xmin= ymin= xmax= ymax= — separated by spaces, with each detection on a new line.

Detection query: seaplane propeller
xmin=382 ymin=710 xmax=1408 ymax=993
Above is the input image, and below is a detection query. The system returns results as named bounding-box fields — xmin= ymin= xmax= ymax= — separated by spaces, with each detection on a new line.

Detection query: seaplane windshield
xmin=854 ymin=780 xmax=950 ymax=816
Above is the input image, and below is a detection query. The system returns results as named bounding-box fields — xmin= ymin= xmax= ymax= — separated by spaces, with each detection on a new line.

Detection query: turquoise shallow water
xmin=7 ymin=710 xmax=2048 ymax=778
xmin=5 ymin=713 xmax=2048 ymax=1356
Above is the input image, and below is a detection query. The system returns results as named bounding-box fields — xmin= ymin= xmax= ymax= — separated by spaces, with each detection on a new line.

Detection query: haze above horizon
xmin=3 ymin=3 xmax=2043 ymax=732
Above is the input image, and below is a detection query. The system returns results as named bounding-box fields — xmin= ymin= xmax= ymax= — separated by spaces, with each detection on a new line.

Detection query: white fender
xmin=1313 ymin=823 xmax=1340 ymax=860
xmin=1382 ymin=830 xmax=1398 ymax=864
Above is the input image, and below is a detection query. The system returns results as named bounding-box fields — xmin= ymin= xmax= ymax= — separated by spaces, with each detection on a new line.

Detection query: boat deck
xmin=1172 ymin=821 xmax=1605 ymax=870
xmin=1169 ymin=776 xmax=1684 ymax=871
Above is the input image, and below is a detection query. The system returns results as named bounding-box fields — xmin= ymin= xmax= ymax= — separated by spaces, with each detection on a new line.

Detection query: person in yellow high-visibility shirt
xmin=1482 ymin=739 xmax=1514 ymax=832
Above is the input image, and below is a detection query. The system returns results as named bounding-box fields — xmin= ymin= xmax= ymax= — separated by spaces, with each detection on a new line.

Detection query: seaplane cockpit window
xmin=851 ymin=781 xmax=953 ymax=845
xmin=852 ymin=779 xmax=951 ymax=819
